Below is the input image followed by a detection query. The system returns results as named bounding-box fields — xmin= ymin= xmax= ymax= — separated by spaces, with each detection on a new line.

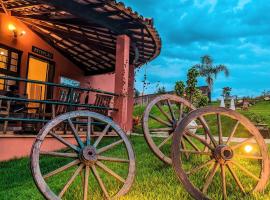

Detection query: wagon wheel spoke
xmin=220 ymin=164 xmax=227 ymax=199
xmin=166 ymin=99 xmax=176 ymax=121
xmin=149 ymin=127 xmax=173 ymax=132
xmin=97 ymin=155 xmax=129 ymax=163
xmin=156 ymin=102 xmax=173 ymax=123
xmin=180 ymin=140 xmax=190 ymax=158
xmin=185 ymin=131 xmax=215 ymax=151
xmin=226 ymin=121 xmax=240 ymax=145
xmin=204 ymin=162 xmax=215 ymax=178
xmin=230 ymin=160 xmax=260 ymax=181
xmin=183 ymin=134 xmax=201 ymax=152
xmin=231 ymin=136 xmax=255 ymax=150
xmin=97 ymin=139 xmax=124 ymax=154
xmin=226 ymin=163 xmax=245 ymax=193
xmin=49 ymin=131 xmax=80 ymax=152
xmin=187 ymin=159 xmax=215 ymax=175
xmin=59 ymin=164 xmax=84 ymax=198
xmin=93 ymin=124 xmax=110 ymax=148
xmin=91 ymin=165 xmax=110 ymax=198
xmin=44 ymin=159 xmax=80 ymax=179
xmin=217 ymin=114 xmax=223 ymax=144
xmin=179 ymin=103 xmax=184 ymax=121
xmin=83 ymin=166 xmax=90 ymax=200
xmin=149 ymin=114 xmax=172 ymax=127
xmin=235 ymin=154 xmax=263 ymax=160
xmin=86 ymin=116 xmax=91 ymax=146
xmin=68 ymin=118 xmax=84 ymax=148
xmin=202 ymin=162 xmax=219 ymax=194
xmin=198 ymin=116 xmax=218 ymax=147
xmin=180 ymin=149 xmax=211 ymax=156
xmin=40 ymin=151 xmax=78 ymax=158
xmin=158 ymin=134 xmax=173 ymax=149
xmin=96 ymin=161 xmax=125 ymax=183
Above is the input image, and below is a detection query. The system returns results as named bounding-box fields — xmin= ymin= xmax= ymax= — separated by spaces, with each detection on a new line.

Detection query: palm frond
xmin=213 ymin=64 xmax=229 ymax=78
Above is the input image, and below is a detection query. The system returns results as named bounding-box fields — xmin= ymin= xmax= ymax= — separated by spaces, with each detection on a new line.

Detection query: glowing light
xmin=244 ymin=145 xmax=253 ymax=153
xmin=20 ymin=30 xmax=26 ymax=36
xmin=0 ymin=52 xmax=4 ymax=55
xmin=8 ymin=24 xmax=16 ymax=31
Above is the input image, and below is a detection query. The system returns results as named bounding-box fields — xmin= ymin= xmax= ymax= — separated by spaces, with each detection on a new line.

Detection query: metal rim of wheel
xmin=142 ymin=94 xmax=198 ymax=164
xmin=172 ymin=106 xmax=269 ymax=200
xmin=31 ymin=110 xmax=135 ymax=200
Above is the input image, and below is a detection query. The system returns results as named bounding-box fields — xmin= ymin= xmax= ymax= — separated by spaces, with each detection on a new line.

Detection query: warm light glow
xmin=20 ymin=30 xmax=26 ymax=36
xmin=0 ymin=52 xmax=4 ymax=55
xmin=8 ymin=24 xmax=16 ymax=31
xmin=244 ymin=145 xmax=253 ymax=153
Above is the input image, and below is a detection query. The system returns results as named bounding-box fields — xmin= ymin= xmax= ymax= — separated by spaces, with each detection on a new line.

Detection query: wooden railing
xmin=0 ymin=76 xmax=118 ymax=134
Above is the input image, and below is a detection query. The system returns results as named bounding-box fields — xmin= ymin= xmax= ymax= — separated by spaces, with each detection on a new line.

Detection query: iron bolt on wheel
xmin=31 ymin=110 xmax=135 ymax=200
xmin=142 ymin=94 xmax=198 ymax=164
xmin=172 ymin=107 xmax=269 ymax=200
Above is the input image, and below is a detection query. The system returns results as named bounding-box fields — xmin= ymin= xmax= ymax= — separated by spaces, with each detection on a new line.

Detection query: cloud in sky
xmin=122 ymin=0 xmax=270 ymax=99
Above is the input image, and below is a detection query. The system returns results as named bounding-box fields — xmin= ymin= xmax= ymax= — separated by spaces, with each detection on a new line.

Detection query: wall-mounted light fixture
xmin=8 ymin=23 xmax=26 ymax=38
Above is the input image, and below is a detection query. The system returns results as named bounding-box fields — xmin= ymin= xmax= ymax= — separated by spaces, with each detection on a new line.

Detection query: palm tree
xmin=194 ymin=55 xmax=229 ymax=102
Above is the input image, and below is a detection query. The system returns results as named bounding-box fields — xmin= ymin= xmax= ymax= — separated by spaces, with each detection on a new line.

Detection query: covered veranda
xmin=0 ymin=0 xmax=161 ymax=160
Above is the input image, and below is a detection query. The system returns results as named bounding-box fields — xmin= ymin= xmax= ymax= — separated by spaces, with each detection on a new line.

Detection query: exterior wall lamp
xmin=8 ymin=23 xmax=26 ymax=38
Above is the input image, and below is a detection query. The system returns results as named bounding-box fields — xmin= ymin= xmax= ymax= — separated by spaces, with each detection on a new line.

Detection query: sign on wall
xmin=32 ymin=46 xmax=53 ymax=59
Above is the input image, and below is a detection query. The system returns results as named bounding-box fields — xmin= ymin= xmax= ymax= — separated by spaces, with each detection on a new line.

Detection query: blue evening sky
xmin=122 ymin=0 xmax=270 ymax=99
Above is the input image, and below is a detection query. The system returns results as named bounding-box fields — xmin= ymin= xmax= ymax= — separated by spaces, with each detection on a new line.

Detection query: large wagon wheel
xmin=31 ymin=110 xmax=135 ymax=200
xmin=172 ymin=107 xmax=269 ymax=200
xmin=142 ymin=94 xmax=198 ymax=164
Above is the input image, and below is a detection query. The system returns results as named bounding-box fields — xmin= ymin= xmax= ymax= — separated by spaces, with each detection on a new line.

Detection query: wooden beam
xmin=7 ymin=3 xmax=43 ymax=10
xmin=25 ymin=0 xmax=134 ymax=35
xmin=28 ymin=26 xmax=112 ymax=73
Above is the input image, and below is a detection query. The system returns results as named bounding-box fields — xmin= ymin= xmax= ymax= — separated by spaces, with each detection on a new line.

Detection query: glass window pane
xmin=10 ymin=65 xmax=17 ymax=72
xmin=0 ymin=62 xmax=7 ymax=69
xmin=11 ymin=58 xmax=17 ymax=66
xmin=0 ymin=74 xmax=4 ymax=90
xmin=0 ymin=48 xmax=8 ymax=70
xmin=11 ymin=52 xmax=18 ymax=59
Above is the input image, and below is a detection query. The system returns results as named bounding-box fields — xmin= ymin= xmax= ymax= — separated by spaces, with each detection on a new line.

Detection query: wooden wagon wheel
xmin=31 ymin=110 xmax=135 ymax=200
xmin=142 ymin=94 xmax=199 ymax=164
xmin=172 ymin=107 xmax=269 ymax=200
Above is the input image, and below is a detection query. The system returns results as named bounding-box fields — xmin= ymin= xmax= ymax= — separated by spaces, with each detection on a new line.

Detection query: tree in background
xmin=156 ymin=86 xmax=166 ymax=94
xmin=222 ymin=87 xmax=232 ymax=99
xmin=194 ymin=55 xmax=229 ymax=102
xmin=174 ymin=81 xmax=185 ymax=97
xmin=174 ymin=67 xmax=208 ymax=107
xmin=186 ymin=67 xmax=199 ymax=101
xmin=134 ymin=88 xmax=140 ymax=97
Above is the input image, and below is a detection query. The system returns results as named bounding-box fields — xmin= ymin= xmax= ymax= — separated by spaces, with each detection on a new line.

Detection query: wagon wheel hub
xmin=80 ymin=146 xmax=97 ymax=165
xmin=213 ymin=145 xmax=234 ymax=164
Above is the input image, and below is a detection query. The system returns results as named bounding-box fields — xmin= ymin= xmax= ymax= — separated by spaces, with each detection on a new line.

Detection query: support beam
xmin=112 ymin=35 xmax=132 ymax=133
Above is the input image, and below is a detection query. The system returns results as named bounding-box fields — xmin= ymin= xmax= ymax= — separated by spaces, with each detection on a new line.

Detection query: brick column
xmin=112 ymin=35 xmax=134 ymax=133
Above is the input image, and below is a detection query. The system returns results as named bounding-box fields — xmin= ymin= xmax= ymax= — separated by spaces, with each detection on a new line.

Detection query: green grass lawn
xmin=1 ymin=136 xmax=270 ymax=200
xmin=133 ymin=101 xmax=270 ymax=134
xmin=1 ymin=101 xmax=270 ymax=200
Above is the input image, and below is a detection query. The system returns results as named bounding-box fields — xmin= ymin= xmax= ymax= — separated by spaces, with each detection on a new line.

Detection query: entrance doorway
xmin=26 ymin=55 xmax=54 ymax=109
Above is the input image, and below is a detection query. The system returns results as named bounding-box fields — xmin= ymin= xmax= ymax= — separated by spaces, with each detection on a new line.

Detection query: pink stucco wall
xmin=0 ymin=135 xmax=85 ymax=161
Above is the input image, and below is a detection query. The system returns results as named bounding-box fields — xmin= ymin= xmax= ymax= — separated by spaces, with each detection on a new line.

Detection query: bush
xmin=191 ymin=89 xmax=209 ymax=108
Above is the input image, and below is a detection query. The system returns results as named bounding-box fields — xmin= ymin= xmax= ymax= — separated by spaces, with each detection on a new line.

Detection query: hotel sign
xmin=32 ymin=46 xmax=53 ymax=59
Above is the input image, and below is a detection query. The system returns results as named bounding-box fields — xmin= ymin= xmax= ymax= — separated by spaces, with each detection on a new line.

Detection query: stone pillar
xmin=112 ymin=35 xmax=134 ymax=133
